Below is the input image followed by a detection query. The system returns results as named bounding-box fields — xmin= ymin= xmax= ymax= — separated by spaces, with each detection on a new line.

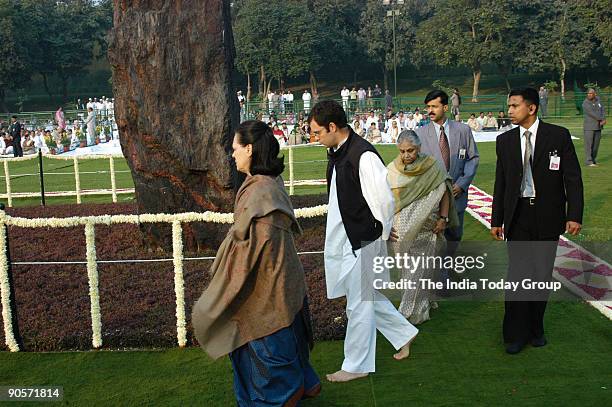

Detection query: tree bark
xmin=246 ymin=71 xmax=251 ymax=101
xmin=258 ymin=65 xmax=265 ymax=98
xmin=41 ymin=73 xmax=53 ymax=100
xmin=472 ymin=69 xmax=481 ymax=102
xmin=108 ymin=0 xmax=240 ymax=250
xmin=559 ymin=57 xmax=566 ymax=100
xmin=309 ymin=71 xmax=318 ymax=94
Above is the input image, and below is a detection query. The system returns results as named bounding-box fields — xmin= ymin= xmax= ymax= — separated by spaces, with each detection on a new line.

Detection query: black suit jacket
xmin=491 ymin=121 xmax=583 ymax=239
xmin=10 ymin=121 xmax=21 ymax=142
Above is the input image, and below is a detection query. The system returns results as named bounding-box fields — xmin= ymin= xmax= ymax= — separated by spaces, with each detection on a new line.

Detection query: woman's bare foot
xmin=326 ymin=370 xmax=368 ymax=382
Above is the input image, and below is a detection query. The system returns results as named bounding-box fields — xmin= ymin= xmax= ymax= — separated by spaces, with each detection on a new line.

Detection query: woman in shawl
xmin=192 ymin=120 xmax=320 ymax=406
xmin=387 ymin=130 xmax=458 ymax=324
xmin=55 ymin=107 xmax=66 ymax=131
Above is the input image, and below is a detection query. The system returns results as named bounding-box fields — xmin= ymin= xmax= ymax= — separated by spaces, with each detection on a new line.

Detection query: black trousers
xmin=12 ymin=139 xmax=23 ymax=157
xmin=503 ymin=198 xmax=559 ymax=343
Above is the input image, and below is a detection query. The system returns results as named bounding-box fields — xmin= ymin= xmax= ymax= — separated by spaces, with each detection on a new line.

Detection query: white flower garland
xmin=73 ymin=157 xmax=81 ymax=204
xmin=0 ymin=204 xmax=329 ymax=351
xmin=172 ymin=221 xmax=187 ymax=347
xmin=3 ymin=160 xmax=12 ymax=208
xmin=0 ymin=212 xmax=19 ymax=352
xmin=109 ymin=156 xmax=117 ymax=203
xmin=85 ymin=222 xmax=102 ymax=348
xmin=4 ymin=206 xmax=327 ymax=228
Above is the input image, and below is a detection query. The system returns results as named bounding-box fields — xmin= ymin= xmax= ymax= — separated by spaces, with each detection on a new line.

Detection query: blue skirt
xmin=229 ymin=310 xmax=320 ymax=406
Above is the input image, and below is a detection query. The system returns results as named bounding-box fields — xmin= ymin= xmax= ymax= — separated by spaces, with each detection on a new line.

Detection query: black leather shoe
xmin=506 ymin=341 xmax=526 ymax=355
xmin=531 ymin=336 xmax=547 ymax=347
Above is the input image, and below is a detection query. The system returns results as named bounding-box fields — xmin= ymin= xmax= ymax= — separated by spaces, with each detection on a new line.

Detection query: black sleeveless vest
xmin=326 ymin=130 xmax=384 ymax=251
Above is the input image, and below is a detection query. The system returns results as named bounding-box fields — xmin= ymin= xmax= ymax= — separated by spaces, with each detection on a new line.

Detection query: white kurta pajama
xmin=325 ymin=150 xmax=418 ymax=374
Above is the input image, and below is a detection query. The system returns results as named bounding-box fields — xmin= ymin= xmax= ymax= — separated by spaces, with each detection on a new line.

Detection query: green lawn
xmin=1 ymin=117 xmax=611 ymax=406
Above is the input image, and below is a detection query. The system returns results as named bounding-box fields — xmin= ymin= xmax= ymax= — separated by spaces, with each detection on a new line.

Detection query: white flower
xmin=85 ymin=222 xmax=102 ymax=348
xmin=172 ymin=221 xmax=187 ymax=347
xmin=0 ymin=212 xmax=19 ymax=351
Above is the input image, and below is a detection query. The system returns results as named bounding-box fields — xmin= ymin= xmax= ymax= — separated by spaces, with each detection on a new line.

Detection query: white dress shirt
xmin=432 ymin=119 xmax=450 ymax=142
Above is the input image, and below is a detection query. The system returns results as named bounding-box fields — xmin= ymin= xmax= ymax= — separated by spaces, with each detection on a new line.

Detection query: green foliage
xmin=544 ymin=80 xmax=559 ymax=92
xmin=359 ymin=0 xmax=427 ymax=81
xmin=516 ymin=0 xmax=597 ymax=82
xmin=233 ymin=0 xmax=328 ymax=83
xmin=0 ymin=0 xmax=35 ymax=106
xmin=0 ymin=0 xmax=111 ymax=107
xmin=584 ymin=82 xmax=601 ymax=93
xmin=412 ymin=0 xmax=517 ymax=69
xmin=432 ymin=79 xmax=454 ymax=95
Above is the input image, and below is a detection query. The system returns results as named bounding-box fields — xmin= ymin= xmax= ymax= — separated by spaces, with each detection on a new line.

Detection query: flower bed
xmin=1 ymin=194 xmax=347 ymax=351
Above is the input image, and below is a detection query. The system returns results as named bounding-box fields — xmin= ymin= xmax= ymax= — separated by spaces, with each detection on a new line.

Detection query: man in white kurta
xmin=302 ymin=90 xmax=312 ymax=113
xmin=85 ymin=107 xmax=96 ymax=146
xmin=310 ymin=100 xmax=418 ymax=383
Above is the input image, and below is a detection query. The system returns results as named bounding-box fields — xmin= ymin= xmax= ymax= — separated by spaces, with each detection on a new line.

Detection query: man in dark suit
xmin=491 ymin=87 xmax=583 ymax=355
xmin=417 ymin=90 xmax=479 ymax=255
xmin=9 ymin=115 xmax=22 ymax=157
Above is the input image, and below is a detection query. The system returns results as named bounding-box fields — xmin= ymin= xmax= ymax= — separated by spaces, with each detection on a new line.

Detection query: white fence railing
xmin=0 ymin=144 xmax=331 ymax=206
xmin=0 ymin=204 xmax=328 ymax=352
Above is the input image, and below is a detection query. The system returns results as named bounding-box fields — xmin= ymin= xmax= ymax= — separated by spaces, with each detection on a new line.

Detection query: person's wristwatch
xmin=440 ymin=216 xmax=449 ymax=223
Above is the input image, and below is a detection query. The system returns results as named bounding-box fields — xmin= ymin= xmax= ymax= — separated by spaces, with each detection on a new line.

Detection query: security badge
xmin=549 ymin=150 xmax=560 ymax=171
xmin=458 ymin=148 xmax=466 ymax=159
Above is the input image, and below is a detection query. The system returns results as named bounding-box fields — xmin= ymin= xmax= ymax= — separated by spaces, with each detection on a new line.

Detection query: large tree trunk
xmin=108 ymin=0 xmax=240 ymax=250
xmin=472 ymin=68 xmax=481 ymax=102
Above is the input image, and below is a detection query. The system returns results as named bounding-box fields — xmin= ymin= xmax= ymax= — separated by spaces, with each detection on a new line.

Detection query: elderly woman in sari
xmin=387 ymin=130 xmax=458 ymax=324
xmin=192 ymin=120 xmax=320 ymax=406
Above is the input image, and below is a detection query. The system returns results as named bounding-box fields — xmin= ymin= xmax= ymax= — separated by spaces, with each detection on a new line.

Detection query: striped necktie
xmin=439 ymin=125 xmax=450 ymax=171
xmin=521 ymin=130 xmax=535 ymax=197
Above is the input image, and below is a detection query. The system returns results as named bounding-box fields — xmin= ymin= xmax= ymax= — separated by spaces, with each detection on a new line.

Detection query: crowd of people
xmin=192 ymin=88 xmax=586 ymax=404
xmin=0 ymin=98 xmax=117 ymax=157
xmin=240 ymin=85 xmax=525 ymax=147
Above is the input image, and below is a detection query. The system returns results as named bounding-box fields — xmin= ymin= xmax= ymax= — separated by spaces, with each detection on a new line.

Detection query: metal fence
xmin=242 ymin=92 xmax=611 ymax=121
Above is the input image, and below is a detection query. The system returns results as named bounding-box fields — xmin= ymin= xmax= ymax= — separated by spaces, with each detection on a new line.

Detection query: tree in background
xmin=0 ymin=0 xmax=111 ymax=109
xmin=412 ymin=0 xmax=516 ymax=102
xmin=359 ymin=0 xmax=422 ymax=92
xmin=518 ymin=0 xmax=597 ymax=99
xmin=51 ymin=0 xmax=111 ymax=101
xmin=308 ymin=0 xmax=367 ymax=91
xmin=0 ymin=0 xmax=34 ymax=112
xmin=234 ymin=0 xmax=334 ymax=98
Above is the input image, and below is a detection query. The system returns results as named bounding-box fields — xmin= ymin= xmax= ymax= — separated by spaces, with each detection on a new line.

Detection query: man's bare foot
xmin=326 ymin=370 xmax=368 ymax=382
xmin=393 ymin=339 xmax=414 ymax=360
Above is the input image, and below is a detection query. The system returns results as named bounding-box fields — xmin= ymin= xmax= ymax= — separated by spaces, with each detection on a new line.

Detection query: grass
xmin=1 ymin=298 xmax=610 ymax=406
xmin=0 ymin=116 xmax=610 ymax=406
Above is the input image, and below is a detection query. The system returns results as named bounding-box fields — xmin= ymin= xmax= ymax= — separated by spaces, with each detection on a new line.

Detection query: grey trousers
xmin=584 ymin=129 xmax=602 ymax=165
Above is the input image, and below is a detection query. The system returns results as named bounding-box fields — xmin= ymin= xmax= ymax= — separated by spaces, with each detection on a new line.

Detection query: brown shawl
xmin=191 ymin=175 xmax=306 ymax=359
